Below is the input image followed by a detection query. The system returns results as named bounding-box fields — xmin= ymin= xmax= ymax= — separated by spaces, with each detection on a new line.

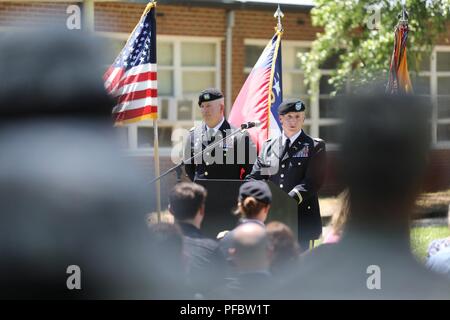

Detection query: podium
xmin=195 ymin=179 xmax=298 ymax=239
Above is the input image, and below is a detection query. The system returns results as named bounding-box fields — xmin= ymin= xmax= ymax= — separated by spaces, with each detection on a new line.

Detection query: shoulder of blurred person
xmin=177 ymin=222 xmax=227 ymax=297
xmin=211 ymin=270 xmax=273 ymax=299
xmin=266 ymin=221 xmax=300 ymax=275
xmin=180 ymin=222 xmax=223 ymax=260
xmin=177 ymin=221 xmax=222 ymax=261
xmin=322 ymin=230 xmax=341 ymax=244
xmin=272 ymin=240 xmax=450 ymax=299
xmin=426 ymin=246 xmax=450 ymax=281
xmin=0 ymin=28 xmax=186 ymax=299
xmin=0 ymin=29 xmax=113 ymax=122
xmin=265 ymin=85 xmax=450 ymax=299
xmin=427 ymin=237 xmax=450 ymax=259
xmin=148 ymin=223 xmax=194 ymax=298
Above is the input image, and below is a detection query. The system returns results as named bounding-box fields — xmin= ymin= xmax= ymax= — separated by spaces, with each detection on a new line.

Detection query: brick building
xmin=1 ymin=0 xmax=449 ymax=210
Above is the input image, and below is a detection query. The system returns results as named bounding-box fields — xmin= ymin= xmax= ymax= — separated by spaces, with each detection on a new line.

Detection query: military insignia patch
xmin=204 ymin=93 xmax=210 ymax=100
xmin=295 ymin=102 xmax=302 ymax=111
xmin=225 ymin=136 xmax=234 ymax=149
xmin=295 ymin=145 xmax=309 ymax=157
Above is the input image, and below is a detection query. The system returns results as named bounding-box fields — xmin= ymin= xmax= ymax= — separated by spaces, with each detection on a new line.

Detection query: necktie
xmin=207 ymin=128 xmax=215 ymax=144
xmin=281 ymin=138 xmax=290 ymax=160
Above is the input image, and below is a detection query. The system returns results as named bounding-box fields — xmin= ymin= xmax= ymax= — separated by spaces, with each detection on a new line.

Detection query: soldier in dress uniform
xmin=246 ymin=99 xmax=326 ymax=250
xmin=183 ymin=88 xmax=256 ymax=181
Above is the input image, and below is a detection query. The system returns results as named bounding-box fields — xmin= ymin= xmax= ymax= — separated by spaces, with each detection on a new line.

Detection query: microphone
xmin=240 ymin=120 xmax=261 ymax=129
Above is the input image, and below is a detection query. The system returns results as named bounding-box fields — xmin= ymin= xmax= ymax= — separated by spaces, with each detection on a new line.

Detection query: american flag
xmin=104 ymin=2 xmax=157 ymax=124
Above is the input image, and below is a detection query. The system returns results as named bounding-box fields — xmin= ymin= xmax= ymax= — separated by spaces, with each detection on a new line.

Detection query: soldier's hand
xmin=288 ymin=188 xmax=303 ymax=205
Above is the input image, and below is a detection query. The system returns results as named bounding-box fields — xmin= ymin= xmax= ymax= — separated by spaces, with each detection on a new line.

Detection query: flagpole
xmin=150 ymin=0 xmax=161 ymax=222
xmin=154 ymin=118 xmax=162 ymax=222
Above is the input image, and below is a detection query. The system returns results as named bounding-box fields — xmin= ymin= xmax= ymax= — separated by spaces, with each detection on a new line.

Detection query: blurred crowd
xmin=0 ymin=29 xmax=449 ymax=300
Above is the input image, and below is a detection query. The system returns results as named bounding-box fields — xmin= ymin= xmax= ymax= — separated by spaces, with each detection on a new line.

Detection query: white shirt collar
xmin=205 ymin=117 xmax=225 ymax=135
xmin=282 ymin=129 xmax=302 ymax=146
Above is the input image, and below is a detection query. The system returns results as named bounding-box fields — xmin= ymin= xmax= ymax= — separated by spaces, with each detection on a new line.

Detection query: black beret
xmin=278 ymin=99 xmax=306 ymax=115
xmin=198 ymin=88 xmax=224 ymax=106
xmin=238 ymin=181 xmax=272 ymax=205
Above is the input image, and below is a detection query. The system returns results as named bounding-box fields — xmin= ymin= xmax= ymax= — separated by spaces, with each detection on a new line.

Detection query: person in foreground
xmin=269 ymin=85 xmax=450 ymax=299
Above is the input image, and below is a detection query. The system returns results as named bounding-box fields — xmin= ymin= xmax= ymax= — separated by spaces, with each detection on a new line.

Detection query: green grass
xmin=411 ymin=226 xmax=450 ymax=261
xmin=314 ymin=226 xmax=449 ymax=261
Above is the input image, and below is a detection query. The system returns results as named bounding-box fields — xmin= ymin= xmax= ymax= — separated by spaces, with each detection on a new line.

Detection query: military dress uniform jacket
xmin=184 ymin=120 xmax=256 ymax=181
xmin=246 ymin=131 xmax=326 ymax=241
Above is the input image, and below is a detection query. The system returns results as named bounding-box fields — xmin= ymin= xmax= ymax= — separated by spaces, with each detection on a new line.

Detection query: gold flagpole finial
xmin=274 ymin=4 xmax=284 ymax=32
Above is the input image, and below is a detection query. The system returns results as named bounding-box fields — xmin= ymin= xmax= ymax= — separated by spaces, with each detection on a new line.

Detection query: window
xmin=97 ymin=33 xmax=221 ymax=154
xmin=156 ymin=38 xmax=220 ymax=125
xmin=283 ymin=46 xmax=311 ymax=119
xmin=412 ymin=47 xmax=450 ymax=146
xmin=435 ymin=49 xmax=450 ymax=144
xmin=137 ymin=126 xmax=173 ymax=148
xmin=317 ymin=51 xmax=343 ymax=147
xmin=437 ymin=51 xmax=450 ymax=71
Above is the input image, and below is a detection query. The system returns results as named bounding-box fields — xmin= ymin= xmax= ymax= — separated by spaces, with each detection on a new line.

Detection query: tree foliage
xmin=301 ymin=0 xmax=450 ymax=94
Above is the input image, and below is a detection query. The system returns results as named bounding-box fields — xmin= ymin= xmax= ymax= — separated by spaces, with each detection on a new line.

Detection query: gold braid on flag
xmin=386 ymin=8 xmax=413 ymax=94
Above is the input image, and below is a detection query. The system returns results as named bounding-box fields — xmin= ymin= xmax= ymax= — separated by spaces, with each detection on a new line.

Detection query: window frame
xmin=431 ymin=46 xmax=450 ymax=148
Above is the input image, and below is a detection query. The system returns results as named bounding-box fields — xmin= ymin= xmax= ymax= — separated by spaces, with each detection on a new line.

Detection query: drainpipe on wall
xmin=225 ymin=10 xmax=235 ymax=117
xmin=82 ymin=0 xmax=95 ymax=32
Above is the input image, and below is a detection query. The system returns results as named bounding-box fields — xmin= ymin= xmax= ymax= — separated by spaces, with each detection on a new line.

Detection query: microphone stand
xmin=149 ymin=126 xmax=250 ymax=184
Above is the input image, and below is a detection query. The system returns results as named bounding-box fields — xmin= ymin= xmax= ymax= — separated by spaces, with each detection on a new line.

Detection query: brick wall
xmin=437 ymin=23 xmax=450 ymax=45
xmin=95 ymin=2 xmax=227 ymax=37
xmin=94 ymin=1 xmax=143 ymax=34
xmin=425 ymin=149 xmax=450 ymax=191
xmin=0 ymin=1 xmax=75 ymax=28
